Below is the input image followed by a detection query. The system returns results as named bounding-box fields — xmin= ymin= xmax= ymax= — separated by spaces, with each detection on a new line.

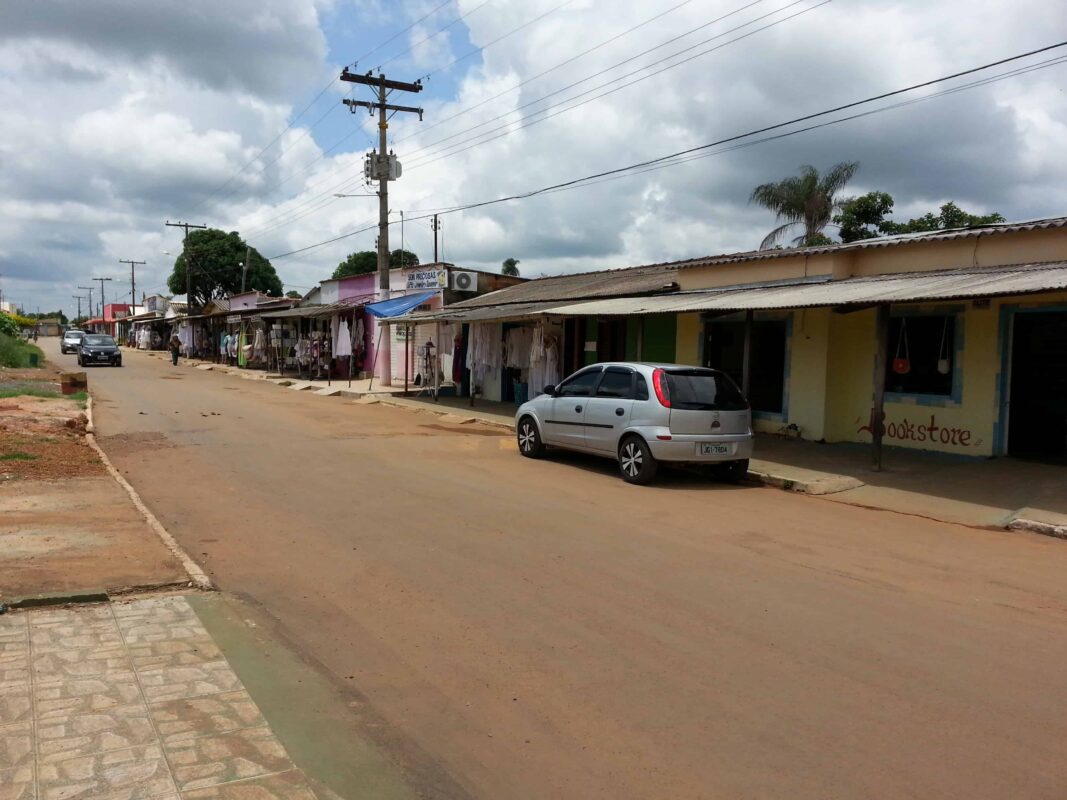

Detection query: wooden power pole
xmin=340 ymin=68 xmax=423 ymax=386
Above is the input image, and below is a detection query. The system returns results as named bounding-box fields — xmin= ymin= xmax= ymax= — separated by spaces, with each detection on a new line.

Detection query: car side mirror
xmin=543 ymin=384 xmax=559 ymax=397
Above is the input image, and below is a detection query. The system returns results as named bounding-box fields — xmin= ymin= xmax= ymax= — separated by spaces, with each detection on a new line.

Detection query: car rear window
xmin=665 ymin=370 xmax=748 ymax=411
xmin=83 ymin=335 xmax=114 ymax=346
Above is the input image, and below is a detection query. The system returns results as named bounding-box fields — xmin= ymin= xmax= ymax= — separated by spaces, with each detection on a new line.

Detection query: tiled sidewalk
xmin=0 ymin=596 xmax=318 ymax=799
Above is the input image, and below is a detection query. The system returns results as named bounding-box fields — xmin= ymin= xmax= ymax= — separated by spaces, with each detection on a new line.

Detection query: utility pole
xmin=78 ymin=286 xmax=94 ymax=323
xmin=119 ymin=260 xmax=145 ymax=307
xmin=72 ymin=296 xmax=83 ymax=322
xmin=341 ymin=68 xmax=423 ymax=387
xmin=241 ymin=245 xmax=251 ymax=293
xmin=432 ymin=214 xmax=440 ymax=263
xmin=165 ymin=221 xmax=207 ymax=310
xmin=93 ymin=276 xmax=112 ymax=320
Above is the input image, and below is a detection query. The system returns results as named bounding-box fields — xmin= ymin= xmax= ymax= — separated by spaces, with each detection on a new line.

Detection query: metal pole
xmin=742 ymin=309 xmax=753 ymax=397
xmin=433 ymin=214 xmax=439 ymax=263
xmin=241 ymin=245 xmax=251 ymax=293
xmin=435 ymin=320 xmax=441 ymax=402
xmin=404 ymin=324 xmax=409 ymax=394
xmin=871 ymin=303 xmax=890 ymax=471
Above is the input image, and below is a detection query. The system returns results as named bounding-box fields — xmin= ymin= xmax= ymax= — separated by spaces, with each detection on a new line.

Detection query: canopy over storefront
xmin=365 ymin=291 xmax=436 ymax=318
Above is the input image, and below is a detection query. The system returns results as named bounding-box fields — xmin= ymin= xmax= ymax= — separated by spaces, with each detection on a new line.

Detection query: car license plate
xmin=700 ymin=443 xmax=731 ymax=456
xmin=97 ymin=354 xmax=109 ymax=360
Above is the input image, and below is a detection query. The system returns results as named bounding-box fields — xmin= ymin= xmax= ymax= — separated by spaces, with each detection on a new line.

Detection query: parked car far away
xmin=60 ymin=329 xmax=84 ymax=354
xmin=515 ymin=362 xmax=753 ymax=485
xmin=77 ymin=334 xmax=123 ymax=367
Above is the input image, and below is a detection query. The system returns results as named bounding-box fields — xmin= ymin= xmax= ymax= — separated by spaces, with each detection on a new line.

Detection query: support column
xmin=871 ymin=303 xmax=890 ymax=470
xmin=741 ymin=309 xmax=753 ymax=397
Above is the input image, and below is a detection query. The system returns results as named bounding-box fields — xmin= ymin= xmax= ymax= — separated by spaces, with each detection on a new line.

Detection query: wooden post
xmin=404 ymin=324 xmax=410 ymax=394
xmin=741 ymin=309 xmax=753 ymax=398
xmin=871 ymin=303 xmax=890 ymax=471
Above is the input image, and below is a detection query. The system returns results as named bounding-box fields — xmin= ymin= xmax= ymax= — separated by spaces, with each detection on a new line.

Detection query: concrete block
xmin=315 ymin=387 xmax=342 ymax=397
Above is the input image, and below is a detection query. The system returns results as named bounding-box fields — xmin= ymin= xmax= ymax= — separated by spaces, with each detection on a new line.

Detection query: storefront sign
xmin=406 ymin=269 xmax=447 ymax=290
xmin=859 ymin=413 xmax=979 ymax=447
xmin=226 ymin=314 xmax=242 ymax=324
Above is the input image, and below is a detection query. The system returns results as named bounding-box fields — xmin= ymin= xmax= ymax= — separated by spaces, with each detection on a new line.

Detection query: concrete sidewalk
xmin=0 ymin=594 xmax=416 ymax=800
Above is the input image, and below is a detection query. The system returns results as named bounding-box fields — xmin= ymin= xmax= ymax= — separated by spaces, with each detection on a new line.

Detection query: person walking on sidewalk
xmin=169 ymin=334 xmax=182 ymax=366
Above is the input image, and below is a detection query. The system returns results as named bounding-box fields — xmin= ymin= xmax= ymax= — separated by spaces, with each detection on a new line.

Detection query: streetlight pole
xmin=78 ymin=286 xmax=94 ymax=327
xmin=93 ymin=276 xmax=112 ymax=330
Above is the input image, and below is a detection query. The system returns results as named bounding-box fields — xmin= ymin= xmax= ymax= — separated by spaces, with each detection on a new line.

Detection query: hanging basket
xmin=892 ymin=318 xmax=911 ymax=375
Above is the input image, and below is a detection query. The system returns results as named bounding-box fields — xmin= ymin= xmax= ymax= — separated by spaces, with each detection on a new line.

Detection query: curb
xmin=4 ymin=590 xmax=109 ymax=610
xmin=1007 ymin=518 xmax=1067 ymax=540
xmin=84 ymin=396 xmax=213 ymax=591
xmin=746 ymin=468 xmax=864 ymax=496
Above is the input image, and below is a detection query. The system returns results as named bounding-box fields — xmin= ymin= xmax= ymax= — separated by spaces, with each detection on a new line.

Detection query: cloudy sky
xmin=2 ymin=0 xmax=1066 ymax=318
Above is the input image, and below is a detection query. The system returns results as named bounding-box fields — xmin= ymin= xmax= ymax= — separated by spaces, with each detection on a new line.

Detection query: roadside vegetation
xmin=0 ymin=331 xmax=44 ymax=369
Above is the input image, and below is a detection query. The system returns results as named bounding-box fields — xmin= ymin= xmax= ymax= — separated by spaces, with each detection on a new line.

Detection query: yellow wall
xmin=784 ymin=307 xmax=831 ymax=442
xmin=675 ymin=313 xmax=700 ymax=365
xmin=819 ymin=292 xmax=1067 ymax=456
xmin=675 ymin=226 xmax=1067 ymax=291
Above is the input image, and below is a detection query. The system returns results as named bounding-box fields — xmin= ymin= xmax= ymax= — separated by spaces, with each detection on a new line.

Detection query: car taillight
xmin=652 ymin=368 xmax=671 ymax=408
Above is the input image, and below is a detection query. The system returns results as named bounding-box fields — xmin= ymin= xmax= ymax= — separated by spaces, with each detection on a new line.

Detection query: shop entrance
xmin=1008 ymin=311 xmax=1067 ymax=459
xmin=703 ymin=317 xmax=787 ymax=414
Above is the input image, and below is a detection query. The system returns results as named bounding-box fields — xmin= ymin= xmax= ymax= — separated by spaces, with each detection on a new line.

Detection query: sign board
xmin=144 ymin=296 xmax=163 ymax=313
xmin=406 ymin=269 xmax=448 ymax=290
xmin=226 ymin=314 xmax=242 ymax=325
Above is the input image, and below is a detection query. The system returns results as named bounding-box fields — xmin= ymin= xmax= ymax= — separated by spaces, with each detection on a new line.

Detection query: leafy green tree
xmin=750 ymin=161 xmax=859 ymax=249
xmin=168 ymin=229 xmax=281 ymax=308
xmin=333 ymin=251 xmax=377 ymax=279
xmin=285 ymin=290 xmax=302 ymax=299
xmin=836 ymin=194 xmax=1006 ymax=243
xmin=501 ymin=257 xmax=520 ymax=277
xmin=391 ymin=249 xmax=419 ymax=269
xmin=25 ymin=310 xmax=69 ymax=325
xmin=332 ymin=249 xmax=421 ymax=279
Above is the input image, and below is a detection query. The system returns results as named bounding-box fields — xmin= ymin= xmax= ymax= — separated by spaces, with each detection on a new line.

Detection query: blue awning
xmin=364 ymin=291 xmax=438 ymax=318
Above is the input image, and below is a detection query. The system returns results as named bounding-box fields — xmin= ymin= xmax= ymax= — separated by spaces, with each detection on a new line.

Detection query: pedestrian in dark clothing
xmin=169 ymin=335 xmax=181 ymax=366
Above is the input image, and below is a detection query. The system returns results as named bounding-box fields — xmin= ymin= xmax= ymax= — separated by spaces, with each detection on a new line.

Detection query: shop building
xmin=408 ymin=216 xmax=1067 ymax=459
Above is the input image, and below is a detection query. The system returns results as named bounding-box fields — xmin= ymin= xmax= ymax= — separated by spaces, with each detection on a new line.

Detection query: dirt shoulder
xmin=0 ymin=362 xmax=188 ymax=602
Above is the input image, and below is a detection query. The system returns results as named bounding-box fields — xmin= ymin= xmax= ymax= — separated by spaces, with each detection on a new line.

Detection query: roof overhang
xmin=544 ymin=262 xmax=1067 ymax=316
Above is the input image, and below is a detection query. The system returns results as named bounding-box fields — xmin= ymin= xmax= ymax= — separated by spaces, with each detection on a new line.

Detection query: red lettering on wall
xmin=858 ymin=413 xmax=979 ymax=447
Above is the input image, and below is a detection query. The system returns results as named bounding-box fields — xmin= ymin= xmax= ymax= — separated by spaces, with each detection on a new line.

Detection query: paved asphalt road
xmin=65 ymin=341 xmax=1067 ymax=799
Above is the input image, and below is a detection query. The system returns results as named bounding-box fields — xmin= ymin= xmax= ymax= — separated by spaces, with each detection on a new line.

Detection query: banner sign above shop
xmin=406 ymin=269 xmax=448 ymax=290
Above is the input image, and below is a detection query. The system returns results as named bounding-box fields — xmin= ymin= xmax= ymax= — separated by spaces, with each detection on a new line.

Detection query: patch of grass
xmin=0 ymin=387 xmax=60 ymax=400
xmin=0 ymin=333 xmax=45 ymax=368
xmin=0 ymin=452 xmax=38 ymax=461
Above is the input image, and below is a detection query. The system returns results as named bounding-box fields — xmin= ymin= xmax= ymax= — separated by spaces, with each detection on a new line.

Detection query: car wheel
xmin=716 ymin=458 xmax=749 ymax=484
xmin=619 ymin=436 xmax=658 ymax=485
xmin=517 ymin=416 xmax=545 ymax=458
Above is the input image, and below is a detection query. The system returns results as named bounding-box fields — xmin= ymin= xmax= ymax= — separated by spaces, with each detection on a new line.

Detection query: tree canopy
xmin=285 ymin=290 xmax=302 ymax=299
xmin=502 ymin=257 xmax=520 ymax=277
xmin=26 ymin=310 xmax=69 ymax=325
xmin=167 ymin=229 xmax=281 ymax=308
xmin=332 ymin=249 xmax=420 ymax=280
xmin=750 ymin=162 xmax=858 ymax=249
xmin=835 ymin=194 xmax=1006 ymax=243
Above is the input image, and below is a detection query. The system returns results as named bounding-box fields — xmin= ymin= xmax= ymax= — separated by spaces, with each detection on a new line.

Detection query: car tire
xmin=716 ymin=459 xmax=749 ymax=484
xmin=517 ymin=416 xmax=545 ymax=458
xmin=619 ymin=435 xmax=658 ymax=485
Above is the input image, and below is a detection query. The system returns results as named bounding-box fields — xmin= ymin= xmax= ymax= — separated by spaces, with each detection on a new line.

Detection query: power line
xmin=266 ymin=41 xmax=1067 ymax=261
xmin=187 ymin=77 xmax=340 ymax=218
xmin=245 ymin=0 xmax=784 ymax=236
xmin=376 ymin=0 xmax=493 ymax=71
xmin=403 ymin=0 xmax=811 ymax=171
xmin=420 ymin=0 xmax=575 ymax=80
xmin=392 ymin=0 xmax=701 ymax=147
xmin=358 ymin=0 xmax=454 ymax=66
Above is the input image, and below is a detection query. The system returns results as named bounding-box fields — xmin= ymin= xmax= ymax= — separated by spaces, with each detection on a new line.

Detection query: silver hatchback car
xmin=515 ymin=362 xmax=754 ymax=485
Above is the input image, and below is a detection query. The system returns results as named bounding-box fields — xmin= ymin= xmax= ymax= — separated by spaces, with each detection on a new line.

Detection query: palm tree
xmin=750 ymin=161 xmax=859 ymax=249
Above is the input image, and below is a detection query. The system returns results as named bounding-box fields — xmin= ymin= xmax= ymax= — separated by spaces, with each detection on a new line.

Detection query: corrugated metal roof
xmin=404 ymin=301 xmax=565 ymax=323
xmin=545 ymin=262 xmax=1067 ymax=315
xmin=441 ymin=216 xmax=1067 ymax=312
xmin=444 ymin=263 xmax=681 ymax=309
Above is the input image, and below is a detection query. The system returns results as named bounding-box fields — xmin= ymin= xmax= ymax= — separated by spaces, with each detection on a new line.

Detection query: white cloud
xmin=3 ymin=0 xmax=1067 ymax=315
